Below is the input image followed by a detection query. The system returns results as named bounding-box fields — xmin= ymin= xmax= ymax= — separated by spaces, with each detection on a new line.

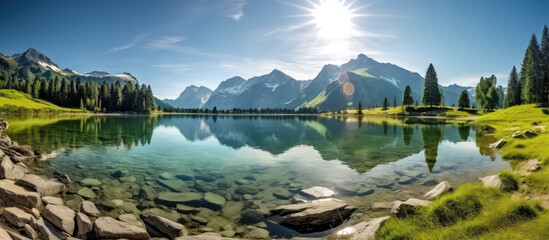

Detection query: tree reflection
xmin=422 ymin=125 xmax=444 ymax=171
xmin=402 ymin=126 xmax=414 ymax=146
xmin=458 ymin=124 xmax=470 ymax=141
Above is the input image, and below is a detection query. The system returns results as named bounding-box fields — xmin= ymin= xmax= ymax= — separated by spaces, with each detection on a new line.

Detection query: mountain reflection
xmin=1 ymin=114 xmax=494 ymax=173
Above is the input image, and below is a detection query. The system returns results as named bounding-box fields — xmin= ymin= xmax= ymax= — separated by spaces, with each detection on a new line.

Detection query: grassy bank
xmin=332 ymin=106 xmax=485 ymax=119
xmin=0 ymin=89 xmax=79 ymax=113
xmin=376 ymin=104 xmax=549 ymax=240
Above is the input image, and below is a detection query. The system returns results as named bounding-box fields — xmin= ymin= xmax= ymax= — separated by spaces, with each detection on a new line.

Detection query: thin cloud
xmin=153 ymin=63 xmax=192 ymax=74
xmin=106 ymin=34 xmax=146 ymax=53
xmin=144 ymin=36 xmax=186 ymax=50
xmin=227 ymin=0 xmax=246 ymax=21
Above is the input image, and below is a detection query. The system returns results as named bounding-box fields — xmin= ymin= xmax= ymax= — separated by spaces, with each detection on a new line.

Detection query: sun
xmin=309 ymin=0 xmax=358 ymax=39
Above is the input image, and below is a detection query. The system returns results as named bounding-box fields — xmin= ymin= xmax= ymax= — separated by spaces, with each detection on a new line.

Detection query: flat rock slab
xmin=390 ymin=198 xmax=431 ymax=217
xmin=44 ymin=204 xmax=76 ymax=234
xmin=335 ymin=216 xmax=390 ymax=240
xmin=3 ymin=207 xmax=34 ymax=227
xmin=204 ymin=192 xmax=226 ymax=206
xmin=480 ymin=175 xmax=502 ymax=188
xmin=519 ymin=159 xmax=541 ymax=175
xmin=268 ymin=199 xmax=356 ymax=233
xmin=300 ymin=186 xmax=335 ymax=198
xmin=489 ymin=139 xmax=506 ymax=148
xmin=423 ymin=181 xmax=452 ymax=200
xmin=77 ymin=187 xmax=96 ymax=199
xmin=144 ymin=216 xmax=188 ymax=239
xmin=94 ymin=217 xmax=150 ymax=240
xmin=16 ymin=174 xmax=65 ymax=196
xmin=119 ymin=214 xmax=146 ymax=229
xmin=0 ymin=179 xmax=43 ymax=209
xmin=42 ymin=196 xmax=64 ymax=206
xmin=80 ymin=200 xmax=101 ymax=217
xmin=157 ymin=178 xmax=188 ymax=192
xmin=156 ymin=192 xmax=203 ymax=205
xmin=31 ymin=217 xmax=71 ymax=240
xmin=76 ymin=212 xmax=93 ymax=236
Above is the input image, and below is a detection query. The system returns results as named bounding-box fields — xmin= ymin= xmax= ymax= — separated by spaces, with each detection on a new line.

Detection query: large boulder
xmin=479 ymin=175 xmax=502 ymax=188
xmin=119 ymin=214 xmax=146 ymax=229
xmin=43 ymin=204 xmax=76 ymax=234
xmin=390 ymin=198 xmax=431 ymax=217
xmin=422 ymin=181 xmax=452 ymax=200
xmin=3 ymin=207 xmax=34 ymax=227
xmin=31 ymin=217 xmax=71 ymax=240
xmin=0 ymin=179 xmax=43 ymax=209
xmin=80 ymin=201 xmax=101 ymax=217
xmin=94 ymin=217 xmax=150 ymax=240
xmin=0 ymin=156 xmax=13 ymax=179
xmin=0 ymin=228 xmax=11 ymax=240
xmin=267 ymin=199 xmax=356 ymax=233
xmin=9 ymin=145 xmax=35 ymax=162
xmin=300 ymin=186 xmax=335 ymax=198
xmin=76 ymin=212 xmax=93 ymax=237
xmin=144 ymin=216 xmax=188 ymax=239
xmin=204 ymin=192 xmax=226 ymax=207
xmin=15 ymin=174 xmax=65 ymax=196
xmin=335 ymin=216 xmax=390 ymax=240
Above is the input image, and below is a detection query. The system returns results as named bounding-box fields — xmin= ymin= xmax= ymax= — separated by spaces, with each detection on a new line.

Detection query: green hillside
xmin=0 ymin=89 xmax=79 ymax=113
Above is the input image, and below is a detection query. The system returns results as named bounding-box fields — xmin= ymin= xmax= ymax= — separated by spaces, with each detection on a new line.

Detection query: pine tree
xmin=402 ymin=85 xmax=414 ymax=106
xmin=476 ymin=75 xmax=497 ymax=112
xmin=383 ymin=97 xmax=389 ymax=110
xmin=421 ymin=64 xmax=441 ymax=107
xmin=393 ymin=96 xmax=397 ymax=107
xmin=458 ymin=90 xmax=470 ymax=109
xmin=32 ymin=77 xmax=41 ymax=98
xmin=521 ymin=34 xmax=542 ymax=103
xmin=541 ymin=25 xmax=549 ymax=105
xmin=357 ymin=101 xmax=363 ymax=115
xmin=486 ymin=86 xmax=499 ymax=111
xmin=503 ymin=66 xmax=520 ymax=108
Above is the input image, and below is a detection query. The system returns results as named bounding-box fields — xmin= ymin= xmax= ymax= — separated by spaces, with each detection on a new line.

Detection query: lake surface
xmin=1 ymin=114 xmax=510 ymax=238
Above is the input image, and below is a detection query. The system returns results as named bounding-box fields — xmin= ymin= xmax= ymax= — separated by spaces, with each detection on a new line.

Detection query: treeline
xmin=503 ymin=25 xmax=549 ymax=107
xmin=0 ymin=74 xmax=156 ymax=112
xmin=162 ymin=106 xmax=322 ymax=114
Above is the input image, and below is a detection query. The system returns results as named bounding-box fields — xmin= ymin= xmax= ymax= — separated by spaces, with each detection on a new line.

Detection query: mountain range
xmin=163 ymin=85 xmax=213 ymax=109
xmin=0 ymin=48 xmax=139 ymax=85
xmin=163 ymin=54 xmax=475 ymax=110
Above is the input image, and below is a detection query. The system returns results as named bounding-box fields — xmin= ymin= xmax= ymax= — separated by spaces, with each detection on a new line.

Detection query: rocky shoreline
xmin=0 ymin=117 xmax=465 ymax=240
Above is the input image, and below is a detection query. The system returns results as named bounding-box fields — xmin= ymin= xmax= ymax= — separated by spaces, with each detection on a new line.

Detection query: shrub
xmin=499 ymin=170 xmax=519 ymax=192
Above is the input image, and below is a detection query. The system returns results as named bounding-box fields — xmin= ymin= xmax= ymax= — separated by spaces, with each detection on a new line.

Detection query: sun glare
xmin=310 ymin=0 xmax=356 ymax=39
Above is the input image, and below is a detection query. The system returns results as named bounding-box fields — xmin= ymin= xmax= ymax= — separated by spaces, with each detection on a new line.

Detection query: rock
xmin=397 ymin=176 xmax=416 ymax=185
xmin=335 ymin=216 xmax=390 ymax=240
xmin=421 ymin=180 xmax=439 ymax=187
xmin=175 ymin=233 xmax=238 ymax=240
xmin=3 ymin=207 xmax=34 ymax=227
xmin=119 ymin=214 xmax=146 ymax=229
xmin=422 ymin=181 xmax=453 ymax=200
xmin=222 ymin=201 xmax=244 ymax=219
xmin=511 ymin=131 xmax=523 ymax=138
xmin=479 ymin=175 xmax=502 ymax=188
xmin=489 ymin=139 xmax=506 ymax=148
xmin=0 ymin=156 xmax=13 ymax=179
xmin=532 ymin=121 xmax=538 ymax=126
xmin=15 ymin=174 xmax=65 ymax=196
xmin=521 ymin=159 xmax=541 ymax=173
xmin=240 ymin=209 xmax=265 ymax=224
xmin=42 ymin=196 xmax=64 ymax=206
xmin=300 ymin=186 xmax=335 ymax=198
xmin=235 ymin=185 xmax=261 ymax=195
xmin=7 ymin=231 xmax=31 ymax=240
xmin=204 ymin=192 xmax=226 ymax=207
xmin=24 ymin=224 xmax=38 ymax=239
xmin=31 ymin=217 xmax=71 ymax=240
xmin=175 ymin=174 xmax=193 ymax=181
xmin=376 ymin=181 xmax=395 ymax=189
xmin=371 ymin=202 xmax=392 ymax=210
xmin=76 ymin=187 xmax=96 ymax=199
xmin=220 ymin=230 xmax=236 ymax=238
xmin=44 ymin=204 xmax=76 ymax=234
xmin=195 ymin=175 xmax=216 ymax=182
xmin=111 ymin=170 xmax=129 ymax=178
xmin=0 ymin=118 xmax=8 ymax=132
xmin=0 ymin=179 xmax=43 ymax=209
xmin=9 ymin=145 xmax=35 ymax=162
xmin=141 ymin=208 xmax=181 ymax=222
xmin=273 ymin=188 xmax=292 ymax=200
xmin=390 ymin=198 xmax=431 ymax=217
xmin=357 ymin=188 xmax=375 ymax=196
xmin=0 ymin=228 xmax=12 ymax=240
xmin=524 ymin=130 xmax=539 ymax=138
xmin=160 ymin=172 xmax=175 ymax=180
xmin=120 ymin=176 xmax=137 ymax=182
xmin=76 ymin=212 xmax=93 ymax=237
xmin=267 ymin=199 xmax=356 ymax=233
xmin=9 ymin=163 xmax=28 ymax=180
xmin=243 ymin=228 xmax=271 ymax=239
xmin=139 ymin=186 xmax=157 ymax=200
xmin=191 ymin=215 xmax=210 ymax=224
xmin=235 ymin=179 xmax=250 ymax=185
xmin=80 ymin=178 xmax=102 ymax=187
xmin=288 ymin=183 xmax=303 ymax=192
xmin=157 ymin=179 xmax=187 ymax=192
xmin=156 ymin=192 xmax=203 ymax=206
xmin=193 ymin=180 xmax=211 ymax=193
xmin=176 ymin=204 xmax=199 ymax=214
xmin=243 ymin=194 xmax=253 ymax=201
xmin=144 ymin=216 xmax=188 ymax=239
xmin=52 ymin=171 xmax=71 ymax=184
xmin=94 ymin=217 xmax=150 ymax=240
xmin=80 ymin=201 xmax=101 ymax=217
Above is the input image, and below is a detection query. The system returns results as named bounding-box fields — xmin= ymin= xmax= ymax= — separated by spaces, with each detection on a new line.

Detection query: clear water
xmin=1 ymin=114 xmax=510 ymax=238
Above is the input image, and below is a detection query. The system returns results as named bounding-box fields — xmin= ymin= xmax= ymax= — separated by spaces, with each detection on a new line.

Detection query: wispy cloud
xmin=107 ymin=35 xmax=216 ymax=57
xmin=153 ymin=63 xmax=192 ymax=75
xmin=227 ymin=0 xmax=246 ymax=21
xmin=144 ymin=36 xmax=186 ymax=50
xmin=107 ymin=35 xmax=146 ymax=53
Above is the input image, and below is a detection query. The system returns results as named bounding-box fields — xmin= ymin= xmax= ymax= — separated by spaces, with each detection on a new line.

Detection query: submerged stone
xmin=204 ymin=192 xmax=226 ymax=206
xmin=156 ymin=192 xmax=203 ymax=205
xmin=301 ymin=186 xmax=335 ymax=198
xmin=77 ymin=187 xmax=96 ymax=199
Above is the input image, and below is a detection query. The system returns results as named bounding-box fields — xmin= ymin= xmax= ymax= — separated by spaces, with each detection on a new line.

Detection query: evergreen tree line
xmin=0 ymin=74 xmax=156 ymax=112
xmin=503 ymin=25 xmax=549 ymax=108
xmin=475 ymin=75 xmax=505 ymax=112
xmin=161 ymin=106 xmax=321 ymax=114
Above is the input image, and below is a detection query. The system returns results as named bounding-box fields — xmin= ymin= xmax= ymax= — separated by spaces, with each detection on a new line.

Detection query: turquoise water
xmin=1 ymin=114 xmax=510 ymax=238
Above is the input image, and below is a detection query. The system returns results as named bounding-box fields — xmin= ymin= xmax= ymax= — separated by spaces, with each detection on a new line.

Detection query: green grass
xmin=303 ymin=90 xmax=328 ymax=108
xmin=0 ymin=89 xmax=79 ymax=113
xmin=376 ymin=185 xmax=545 ymax=240
xmin=351 ymin=68 xmax=375 ymax=78
xmin=334 ymin=106 xmax=485 ymax=118
xmin=376 ymin=104 xmax=549 ymax=240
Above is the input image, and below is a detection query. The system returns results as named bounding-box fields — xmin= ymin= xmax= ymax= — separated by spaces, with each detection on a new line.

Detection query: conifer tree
xmin=458 ymin=90 xmax=470 ymax=109
xmin=521 ymin=34 xmax=542 ymax=103
xmin=402 ymin=85 xmax=414 ymax=106
xmin=541 ymin=25 xmax=549 ymax=105
xmin=421 ymin=64 xmax=441 ymax=107
xmin=383 ymin=97 xmax=389 ymax=110
xmin=503 ymin=66 xmax=520 ymax=108
xmin=357 ymin=101 xmax=363 ymax=115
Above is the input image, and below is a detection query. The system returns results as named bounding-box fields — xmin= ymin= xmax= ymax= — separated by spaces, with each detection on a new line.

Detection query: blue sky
xmin=1 ymin=0 xmax=548 ymax=99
